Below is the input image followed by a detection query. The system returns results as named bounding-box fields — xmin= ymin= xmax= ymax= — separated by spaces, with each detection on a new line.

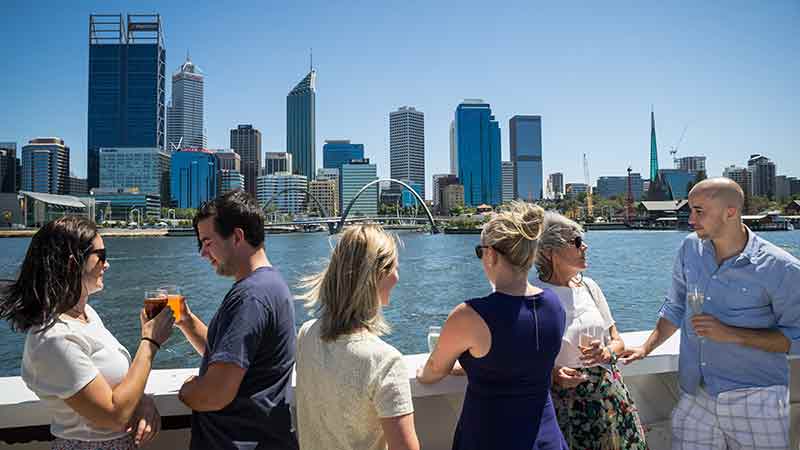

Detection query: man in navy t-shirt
xmin=177 ymin=191 xmax=298 ymax=450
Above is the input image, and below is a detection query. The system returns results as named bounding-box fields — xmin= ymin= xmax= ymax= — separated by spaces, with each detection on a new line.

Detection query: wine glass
xmin=579 ymin=325 xmax=608 ymax=367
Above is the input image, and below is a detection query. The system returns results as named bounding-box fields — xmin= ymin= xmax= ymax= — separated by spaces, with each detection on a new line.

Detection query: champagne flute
xmin=579 ymin=325 xmax=607 ymax=367
xmin=687 ymin=283 xmax=705 ymax=339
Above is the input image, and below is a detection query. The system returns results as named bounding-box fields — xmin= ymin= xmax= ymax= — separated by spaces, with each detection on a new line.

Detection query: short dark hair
xmin=0 ymin=216 xmax=98 ymax=332
xmin=193 ymin=190 xmax=265 ymax=250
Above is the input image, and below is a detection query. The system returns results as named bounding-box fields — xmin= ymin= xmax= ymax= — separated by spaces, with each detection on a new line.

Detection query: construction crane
xmin=669 ymin=124 xmax=689 ymax=166
xmin=583 ymin=153 xmax=593 ymax=218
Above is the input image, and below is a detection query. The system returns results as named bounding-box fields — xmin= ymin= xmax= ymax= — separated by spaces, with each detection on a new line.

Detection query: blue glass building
xmin=171 ymin=149 xmax=218 ymax=208
xmin=401 ymin=181 xmax=423 ymax=207
xmin=287 ymin=69 xmax=316 ymax=178
xmin=509 ymin=115 xmax=543 ymax=201
xmin=88 ymin=14 xmax=166 ymax=189
xmin=455 ymin=100 xmax=501 ymax=206
xmin=323 ymin=140 xmax=364 ymax=170
xmin=659 ymin=169 xmax=694 ymax=200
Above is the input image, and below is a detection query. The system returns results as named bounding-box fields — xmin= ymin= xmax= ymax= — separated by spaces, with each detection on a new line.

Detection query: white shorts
xmin=671 ymin=385 xmax=790 ymax=450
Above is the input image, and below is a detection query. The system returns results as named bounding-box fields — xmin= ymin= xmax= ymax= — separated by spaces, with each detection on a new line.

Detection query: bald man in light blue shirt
xmin=621 ymin=178 xmax=800 ymax=450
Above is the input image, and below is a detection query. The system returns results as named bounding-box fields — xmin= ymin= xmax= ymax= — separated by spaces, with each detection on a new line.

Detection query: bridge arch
xmin=262 ymin=187 xmax=332 ymax=231
xmin=336 ymin=178 xmax=439 ymax=234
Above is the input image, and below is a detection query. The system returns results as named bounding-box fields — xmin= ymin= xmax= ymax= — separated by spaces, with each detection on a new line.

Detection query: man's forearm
xmin=643 ymin=317 xmax=680 ymax=356
xmin=178 ymin=313 xmax=208 ymax=356
xmin=731 ymin=327 xmax=790 ymax=353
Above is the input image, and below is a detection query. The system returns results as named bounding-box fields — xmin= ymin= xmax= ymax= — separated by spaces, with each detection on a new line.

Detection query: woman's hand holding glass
xmin=552 ymin=366 xmax=587 ymax=388
xmin=578 ymin=326 xmax=610 ymax=367
xmin=140 ymin=304 xmax=174 ymax=347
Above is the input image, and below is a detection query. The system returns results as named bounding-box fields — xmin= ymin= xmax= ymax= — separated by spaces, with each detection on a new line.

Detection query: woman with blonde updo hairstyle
xmin=295 ymin=225 xmax=420 ymax=450
xmin=417 ymin=201 xmax=568 ymax=450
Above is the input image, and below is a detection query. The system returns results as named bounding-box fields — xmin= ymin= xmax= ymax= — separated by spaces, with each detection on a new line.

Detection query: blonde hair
xmin=481 ymin=201 xmax=545 ymax=273
xmin=534 ymin=211 xmax=584 ymax=282
xmin=301 ymin=225 xmax=398 ymax=341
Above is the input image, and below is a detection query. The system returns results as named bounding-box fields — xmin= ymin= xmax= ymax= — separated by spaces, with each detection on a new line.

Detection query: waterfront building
xmin=322 ymin=140 xmax=363 ymax=170
xmin=565 ymin=183 xmax=588 ymax=199
xmin=340 ymin=159 xmax=378 ymax=216
xmin=441 ymin=184 xmax=465 ymax=214
xmin=509 ymin=115 xmax=543 ymax=201
xmin=675 ymin=156 xmax=706 ymax=177
xmin=230 ymin=124 xmax=262 ymax=196
xmin=170 ymin=148 xmax=218 ymax=208
xmin=88 ymin=14 xmax=166 ymax=189
xmin=390 ymin=106 xmax=425 ymax=199
xmin=658 ymin=169 xmax=694 ymax=200
xmin=638 ymin=200 xmax=690 ymax=228
xmin=167 ymin=55 xmax=205 ymax=151
xmin=548 ymin=172 xmax=564 ymax=199
xmin=454 ymin=99 xmax=501 ymax=206
xmin=502 ymin=161 xmax=514 ymax=203
xmin=99 ymin=147 xmax=170 ymax=204
xmin=400 ymin=180 xmax=424 ymax=208
xmin=747 ymin=154 xmax=776 ymax=199
xmin=0 ymin=142 xmax=18 ymax=193
xmin=596 ymin=173 xmax=644 ymax=200
xmin=775 ymin=176 xmax=793 ymax=201
xmin=21 ymin=138 xmax=70 ymax=195
xmin=68 ymin=176 xmax=89 ymax=196
xmin=723 ymin=165 xmax=751 ymax=199
xmin=17 ymin=191 xmax=93 ymax=227
xmin=264 ymin=152 xmax=293 ymax=176
xmin=256 ymin=172 xmax=308 ymax=215
xmin=287 ymin=69 xmax=316 ymax=178
xmin=308 ymin=177 xmax=338 ymax=216
xmin=93 ymin=189 xmax=161 ymax=221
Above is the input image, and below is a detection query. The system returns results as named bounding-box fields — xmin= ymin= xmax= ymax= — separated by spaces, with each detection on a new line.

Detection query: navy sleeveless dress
xmin=452 ymin=290 xmax=568 ymax=450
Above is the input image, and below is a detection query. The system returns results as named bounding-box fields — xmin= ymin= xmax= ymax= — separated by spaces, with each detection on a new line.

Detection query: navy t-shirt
xmin=190 ymin=266 xmax=299 ymax=450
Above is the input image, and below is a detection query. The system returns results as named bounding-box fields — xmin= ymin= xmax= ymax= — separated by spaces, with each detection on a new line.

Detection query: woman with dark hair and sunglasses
xmin=0 ymin=216 xmax=174 ymax=450
xmin=533 ymin=212 xmax=647 ymax=450
xmin=417 ymin=202 xmax=568 ymax=450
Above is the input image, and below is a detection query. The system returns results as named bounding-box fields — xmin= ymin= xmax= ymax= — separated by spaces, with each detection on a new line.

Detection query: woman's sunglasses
xmin=474 ymin=245 xmax=505 ymax=259
xmin=570 ymin=236 xmax=583 ymax=249
xmin=85 ymin=248 xmax=107 ymax=264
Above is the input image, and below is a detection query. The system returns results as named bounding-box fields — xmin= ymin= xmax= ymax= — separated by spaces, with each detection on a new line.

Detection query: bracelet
xmin=141 ymin=337 xmax=161 ymax=350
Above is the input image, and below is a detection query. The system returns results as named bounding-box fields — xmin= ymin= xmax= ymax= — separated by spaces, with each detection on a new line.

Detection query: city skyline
xmin=1 ymin=1 xmax=798 ymax=198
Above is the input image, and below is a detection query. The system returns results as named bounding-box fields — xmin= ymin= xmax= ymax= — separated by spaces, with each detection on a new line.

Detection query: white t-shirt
xmin=534 ymin=277 xmax=615 ymax=369
xmin=21 ymin=304 xmax=132 ymax=441
xmin=295 ymin=319 xmax=414 ymax=450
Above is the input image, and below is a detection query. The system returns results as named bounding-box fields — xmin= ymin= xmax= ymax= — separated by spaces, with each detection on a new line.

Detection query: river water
xmin=1 ymin=230 xmax=799 ymax=376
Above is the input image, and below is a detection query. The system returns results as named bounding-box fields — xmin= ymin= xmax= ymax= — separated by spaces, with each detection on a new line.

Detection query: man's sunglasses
xmin=474 ymin=245 xmax=505 ymax=259
xmin=85 ymin=248 xmax=107 ymax=264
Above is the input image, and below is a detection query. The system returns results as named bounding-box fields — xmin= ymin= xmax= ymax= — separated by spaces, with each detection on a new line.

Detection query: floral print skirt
xmin=51 ymin=435 xmax=135 ymax=450
xmin=551 ymin=365 xmax=648 ymax=450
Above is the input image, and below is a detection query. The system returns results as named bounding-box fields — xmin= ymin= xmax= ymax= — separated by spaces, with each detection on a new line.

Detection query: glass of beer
xmin=144 ymin=289 xmax=168 ymax=320
xmin=159 ymin=285 xmax=185 ymax=321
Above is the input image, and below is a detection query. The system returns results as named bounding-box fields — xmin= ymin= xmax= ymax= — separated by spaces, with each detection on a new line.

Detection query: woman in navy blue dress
xmin=417 ymin=201 xmax=568 ymax=450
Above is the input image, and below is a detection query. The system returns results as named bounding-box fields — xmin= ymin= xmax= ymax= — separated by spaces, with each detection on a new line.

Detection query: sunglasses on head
xmin=474 ymin=245 xmax=505 ymax=259
xmin=85 ymin=248 xmax=107 ymax=264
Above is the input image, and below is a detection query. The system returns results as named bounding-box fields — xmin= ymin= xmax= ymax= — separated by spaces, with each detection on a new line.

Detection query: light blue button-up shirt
xmin=659 ymin=228 xmax=800 ymax=397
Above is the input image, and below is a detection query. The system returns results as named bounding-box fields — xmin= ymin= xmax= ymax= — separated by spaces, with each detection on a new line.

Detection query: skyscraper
xmin=88 ymin=14 xmax=166 ymax=189
xmin=432 ymin=174 xmax=458 ymax=210
xmin=287 ymin=69 xmax=316 ymax=178
xmin=723 ymin=165 xmax=751 ymax=199
xmin=264 ymin=152 xmax=293 ymax=176
xmin=454 ymin=99 xmax=501 ymax=206
xmin=748 ymin=154 xmax=776 ymax=199
xmin=389 ymin=106 xmax=425 ymax=199
xmin=340 ymin=159 xmax=378 ymax=216
xmin=167 ymin=54 xmax=205 ymax=151
xmin=21 ymin=138 xmax=70 ymax=195
xmin=649 ymin=109 xmax=659 ymax=182
xmin=214 ymin=149 xmax=244 ymax=194
xmin=509 ymin=115 xmax=543 ymax=201
xmin=99 ymin=147 xmax=170 ymax=202
xmin=548 ymin=173 xmax=564 ymax=199
xmin=676 ymin=156 xmax=706 ymax=176
xmin=0 ymin=142 xmax=18 ymax=193
xmin=230 ymin=124 xmax=262 ymax=196
xmin=170 ymin=149 xmax=218 ymax=208
xmin=502 ymin=161 xmax=514 ymax=203
xmin=323 ymin=140 xmax=364 ymax=171
xmin=256 ymin=172 xmax=308 ymax=215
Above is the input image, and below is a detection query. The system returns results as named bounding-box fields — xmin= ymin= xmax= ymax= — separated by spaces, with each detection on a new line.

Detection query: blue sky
xmin=1 ymin=1 xmax=798 ymax=198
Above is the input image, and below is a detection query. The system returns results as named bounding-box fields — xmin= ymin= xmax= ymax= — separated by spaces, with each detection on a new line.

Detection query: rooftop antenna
xmin=310 ymin=48 xmax=313 ymax=71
